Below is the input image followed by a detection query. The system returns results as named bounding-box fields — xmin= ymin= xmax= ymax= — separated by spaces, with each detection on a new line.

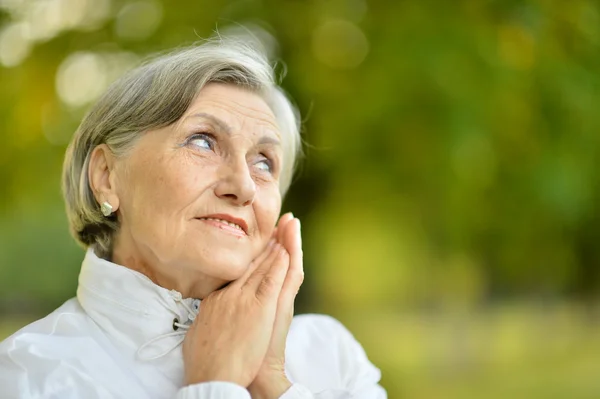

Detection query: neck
xmin=110 ymin=234 xmax=229 ymax=299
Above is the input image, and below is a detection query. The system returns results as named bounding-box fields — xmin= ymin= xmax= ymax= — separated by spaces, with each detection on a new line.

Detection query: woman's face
xmin=109 ymin=83 xmax=283 ymax=295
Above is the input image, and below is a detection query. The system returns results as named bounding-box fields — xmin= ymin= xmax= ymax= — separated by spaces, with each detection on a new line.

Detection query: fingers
xmin=233 ymin=212 xmax=293 ymax=288
xmin=256 ymin=245 xmax=289 ymax=301
xmin=255 ymin=238 xmax=276 ymax=265
xmin=281 ymin=217 xmax=301 ymax=256
xmin=233 ymin=212 xmax=298 ymax=298
xmin=277 ymin=218 xmax=304 ymax=310
xmin=267 ymin=218 xmax=303 ymax=358
xmin=243 ymin=243 xmax=289 ymax=300
xmin=278 ymin=212 xmax=294 ymax=227
xmin=276 ymin=213 xmax=294 ymax=243
xmin=233 ymin=239 xmax=275 ymax=287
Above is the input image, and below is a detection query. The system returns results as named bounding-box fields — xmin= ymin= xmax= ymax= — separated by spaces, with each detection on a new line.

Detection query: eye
xmin=255 ymin=155 xmax=273 ymax=173
xmin=187 ymin=133 xmax=214 ymax=150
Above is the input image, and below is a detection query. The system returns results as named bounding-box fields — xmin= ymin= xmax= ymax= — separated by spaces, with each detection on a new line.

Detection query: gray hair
xmin=62 ymin=38 xmax=302 ymax=258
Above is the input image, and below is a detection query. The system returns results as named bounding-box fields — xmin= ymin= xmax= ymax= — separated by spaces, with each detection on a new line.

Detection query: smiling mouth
xmin=197 ymin=217 xmax=247 ymax=235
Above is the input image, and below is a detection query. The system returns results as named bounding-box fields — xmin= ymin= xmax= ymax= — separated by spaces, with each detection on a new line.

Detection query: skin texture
xmin=89 ymin=83 xmax=284 ymax=298
xmin=88 ymin=83 xmax=304 ymax=397
xmin=248 ymin=213 xmax=303 ymax=398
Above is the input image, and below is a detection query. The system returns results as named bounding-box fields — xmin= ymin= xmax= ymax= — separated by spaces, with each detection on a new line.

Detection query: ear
xmin=88 ymin=144 xmax=120 ymax=213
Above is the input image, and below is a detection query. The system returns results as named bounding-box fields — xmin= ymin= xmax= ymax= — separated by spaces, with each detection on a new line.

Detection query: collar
xmin=76 ymin=249 xmax=200 ymax=360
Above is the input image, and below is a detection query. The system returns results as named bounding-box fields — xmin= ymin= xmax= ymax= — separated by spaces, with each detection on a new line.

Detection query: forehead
xmin=183 ymin=83 xmax=279 ymax=133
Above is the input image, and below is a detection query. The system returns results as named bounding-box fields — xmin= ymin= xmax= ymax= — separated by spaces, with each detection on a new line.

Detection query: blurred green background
xmin=1 ymin=0 xmax=600 ymax=398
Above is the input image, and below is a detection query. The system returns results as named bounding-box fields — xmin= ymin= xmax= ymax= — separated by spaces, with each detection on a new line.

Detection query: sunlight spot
xmin=115 ymin=0 xmax=163 ymax=41
xmin=0 ymin=23 xmax=32 ymax=67
xmin=55 ymin=51 xmax=139 ymax=108
xmin=312 ymin=19 xmax=369 ymax=69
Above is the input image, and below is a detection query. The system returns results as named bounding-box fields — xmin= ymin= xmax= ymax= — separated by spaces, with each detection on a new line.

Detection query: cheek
xmin=121 ymin=153 xmax=212 ymax=222
xmin=255 ymin=186 xmax=282 ymax=235
xmin=129 ymin=160 xmax=173 ymax=210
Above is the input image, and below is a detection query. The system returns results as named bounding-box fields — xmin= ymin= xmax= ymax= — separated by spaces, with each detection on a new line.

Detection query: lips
xmin=196 ymin=213 xmax=249 ymax=235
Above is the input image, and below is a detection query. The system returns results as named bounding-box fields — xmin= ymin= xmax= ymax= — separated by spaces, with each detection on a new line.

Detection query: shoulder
xmin=285 ymin=313 xmax=382 ymax=392
xmin=292 ymin=313 xmax=346 ymax=327
xmin=289 ymin=313 xmax=360 ymax=348
xmin=291 ymin=313 xmax=345 ymax=331
xmin=0 ymin=298 xmax=116 ymax=398
xmin=1 ymin=298 xmax=89 ymax=345
xmin=0 ymin=298 xmax=100 ymax=365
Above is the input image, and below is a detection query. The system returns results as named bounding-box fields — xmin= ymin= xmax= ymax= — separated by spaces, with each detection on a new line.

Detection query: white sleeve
xmin=280 ymin=383 xmax=386 ymax=399
xmin=0 ymin=335 xmax=253 ymax=399
xmin=280 ymin=316 xmax=387 ymax=399
xmin=176 ymin=382 xmax=251 ymax=399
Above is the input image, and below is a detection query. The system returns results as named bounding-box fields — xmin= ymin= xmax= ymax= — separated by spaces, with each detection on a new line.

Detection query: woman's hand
xmin=248 ymin=213 xmax=304 ymax=398
xmin=182 ymin=235 xmax=290 ymax=387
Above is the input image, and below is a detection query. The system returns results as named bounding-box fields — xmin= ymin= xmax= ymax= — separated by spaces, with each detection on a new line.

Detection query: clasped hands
xmin=182 ymin=213 xmax=303 ymax=399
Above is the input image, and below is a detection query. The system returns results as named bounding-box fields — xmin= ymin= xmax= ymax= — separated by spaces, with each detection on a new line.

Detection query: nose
xmin=214 ymin=157 xmax=256 ymax=206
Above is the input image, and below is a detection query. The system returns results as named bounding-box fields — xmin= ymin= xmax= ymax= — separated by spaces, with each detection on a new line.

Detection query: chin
xmin=192 ymin=249 xmax=252 ymax=281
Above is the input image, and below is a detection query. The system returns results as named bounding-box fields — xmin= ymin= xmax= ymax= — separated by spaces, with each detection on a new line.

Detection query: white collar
xmin=76 ymin=249 xmax=200 ymax=360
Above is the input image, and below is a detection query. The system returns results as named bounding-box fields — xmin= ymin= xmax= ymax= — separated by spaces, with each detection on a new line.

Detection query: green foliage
xmin=1 ymin=0 xmax=600 ymax=397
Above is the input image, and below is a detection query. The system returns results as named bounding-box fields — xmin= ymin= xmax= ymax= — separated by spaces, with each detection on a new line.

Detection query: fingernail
xmin=268 ymin=238 xmax=275 ymax=247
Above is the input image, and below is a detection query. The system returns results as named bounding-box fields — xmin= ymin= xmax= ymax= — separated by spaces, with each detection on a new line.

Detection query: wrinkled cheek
xmin=258 ymin=191 xmax=282 ymax=237
xmin=123 ymin=169 xmax=172 ymax=239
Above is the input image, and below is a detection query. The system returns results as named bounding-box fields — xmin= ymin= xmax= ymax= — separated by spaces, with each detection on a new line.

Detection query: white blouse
xmin=0 ymin=250 xmax=386 ymax=398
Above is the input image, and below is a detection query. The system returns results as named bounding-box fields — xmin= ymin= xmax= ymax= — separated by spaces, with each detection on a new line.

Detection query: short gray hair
xmin=62 ymin=38 xmax=302 ymax=258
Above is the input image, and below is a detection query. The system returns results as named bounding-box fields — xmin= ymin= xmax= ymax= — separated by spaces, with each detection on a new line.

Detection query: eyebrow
xmin=188 ymin=112 xmax=281 ymax=147
xmin=189 ymin=112 xmax=232 ymax=134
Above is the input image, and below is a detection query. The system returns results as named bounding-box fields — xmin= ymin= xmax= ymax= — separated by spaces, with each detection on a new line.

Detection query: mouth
xmin=195 ymin=213 xmax=248 ymax=236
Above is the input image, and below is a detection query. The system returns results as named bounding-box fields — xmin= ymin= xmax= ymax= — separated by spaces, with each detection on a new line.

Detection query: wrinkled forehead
xmin=179 ymin=83 xmax=281 ymax=138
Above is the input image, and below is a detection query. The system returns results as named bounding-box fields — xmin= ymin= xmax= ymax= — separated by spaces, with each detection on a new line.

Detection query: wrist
xmin=185 ymin=367 xmax=247 ymax=387
xmin=249 ymin=374 xmax=291 ymax=399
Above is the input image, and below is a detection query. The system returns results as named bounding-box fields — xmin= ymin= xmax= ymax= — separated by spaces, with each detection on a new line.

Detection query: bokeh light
xmin=312 ymin=19 xmax=369 ymax=69
xmin=2 ymin=1 xmax=600 ymax=398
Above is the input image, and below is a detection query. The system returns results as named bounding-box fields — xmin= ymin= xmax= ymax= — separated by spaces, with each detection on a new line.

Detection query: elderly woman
xmin=0 ymin=39 xmax=385 ymax=399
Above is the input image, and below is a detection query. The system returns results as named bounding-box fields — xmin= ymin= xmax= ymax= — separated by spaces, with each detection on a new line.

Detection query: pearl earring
xmin=101 ymin=201 xmax=113 ymax=217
